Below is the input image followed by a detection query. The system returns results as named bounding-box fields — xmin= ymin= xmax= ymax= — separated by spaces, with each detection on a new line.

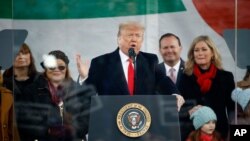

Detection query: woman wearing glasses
xmin=22 ymin=50 xmax=93 ymax=141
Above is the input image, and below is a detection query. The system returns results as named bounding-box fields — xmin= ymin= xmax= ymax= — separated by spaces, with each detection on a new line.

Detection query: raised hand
xmin=76 ymin=54 xmax=89 ymax=79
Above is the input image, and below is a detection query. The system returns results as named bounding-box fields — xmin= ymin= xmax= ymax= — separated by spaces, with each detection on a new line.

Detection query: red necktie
xmin=128 ymin=59 xmax=134 ymax=95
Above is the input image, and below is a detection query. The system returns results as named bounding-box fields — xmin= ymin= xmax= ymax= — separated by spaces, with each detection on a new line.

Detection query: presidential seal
xmin=116 ymin=103 xmax=151 ymax=138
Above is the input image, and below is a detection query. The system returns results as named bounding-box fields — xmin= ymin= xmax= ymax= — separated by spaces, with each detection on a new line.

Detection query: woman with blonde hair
xmin=179 ymin=35 xmax=235 ymax=140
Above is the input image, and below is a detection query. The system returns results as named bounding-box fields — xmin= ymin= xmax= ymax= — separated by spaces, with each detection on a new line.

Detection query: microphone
xmin=128 ymin=47 xmax=136 ymax=94
xmin=128 ymin=48 xmax=136 ymax=64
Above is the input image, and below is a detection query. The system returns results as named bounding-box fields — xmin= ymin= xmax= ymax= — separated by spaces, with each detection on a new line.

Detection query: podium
xmin=88 ymin=95 xmax=181 ymax=141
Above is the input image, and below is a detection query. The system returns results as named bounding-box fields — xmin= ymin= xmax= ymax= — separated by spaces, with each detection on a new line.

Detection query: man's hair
xmin=159 ymin=33 xmax=182 ymax=48
xmin=117 ymin=21 xmax=145 ymax=37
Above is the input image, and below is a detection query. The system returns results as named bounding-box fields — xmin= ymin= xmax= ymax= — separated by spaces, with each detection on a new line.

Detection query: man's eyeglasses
xmin=48 ymin=66 xmax=66 ymax=71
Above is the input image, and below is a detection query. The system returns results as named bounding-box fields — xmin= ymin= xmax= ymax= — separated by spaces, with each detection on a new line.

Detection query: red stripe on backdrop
xmin=193 ymin=0 xmax=250 ymax=36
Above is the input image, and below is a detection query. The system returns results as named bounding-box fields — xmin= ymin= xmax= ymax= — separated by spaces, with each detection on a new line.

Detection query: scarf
xmin=193 ymin=64 xmax=217 ymax=94
xmin=200 ymin=132 xmax=214 ymax=141
xmin=48 ymin=81 xmax=63 ymax=105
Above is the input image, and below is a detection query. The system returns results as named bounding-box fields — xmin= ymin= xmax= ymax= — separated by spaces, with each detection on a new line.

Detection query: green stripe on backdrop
xmin=0 ymin=0 xmax=12 ymax=19
xmin=0 ymin=0 xmax=186 ymax=19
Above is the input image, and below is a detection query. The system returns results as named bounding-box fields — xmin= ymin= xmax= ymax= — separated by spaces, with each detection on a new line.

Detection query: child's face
xmin=201 ymin=120 xmax=216 ymax=135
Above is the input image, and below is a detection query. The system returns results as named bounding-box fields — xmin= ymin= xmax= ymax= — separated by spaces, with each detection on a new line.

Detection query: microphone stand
xmin=132 ymin=57 xmax=136 ymax=94
xmin=128 ymin=48 xmax=137 ymax=94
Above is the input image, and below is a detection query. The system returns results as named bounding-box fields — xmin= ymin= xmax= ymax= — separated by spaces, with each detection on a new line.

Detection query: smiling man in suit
xmin=77 ymin=21 xmax=184 ymax=110
xmin=158 ymin=33 xmax=194 ymax=141
xmin=158 ymin=33 xmax=185 ymax=89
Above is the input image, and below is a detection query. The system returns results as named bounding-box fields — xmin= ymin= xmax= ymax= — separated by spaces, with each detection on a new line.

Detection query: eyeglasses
xmin=48 ymin=66 xmax=66 ymax=71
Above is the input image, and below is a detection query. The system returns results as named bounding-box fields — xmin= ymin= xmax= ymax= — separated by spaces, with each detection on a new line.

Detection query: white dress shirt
xmin=164 ymin=60 xmax=181 ymax=79
xmin=119 ymin=49 xmax=135 ymax=83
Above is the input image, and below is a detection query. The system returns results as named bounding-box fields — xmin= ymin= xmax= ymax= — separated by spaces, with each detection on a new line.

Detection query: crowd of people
xmin=0 ymin=21 xmax=249 ymax=141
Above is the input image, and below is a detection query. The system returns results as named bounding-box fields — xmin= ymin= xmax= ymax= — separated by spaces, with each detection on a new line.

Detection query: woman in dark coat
xmin=21 ymin=50 xmax=94 ymax=141
xmin=179 ymin=35 xmax=235 ymax=140
xmin=3 ymin=43 xmax=40 ymax=95
xmin=2 ymin=43 xmax=41 ymax=140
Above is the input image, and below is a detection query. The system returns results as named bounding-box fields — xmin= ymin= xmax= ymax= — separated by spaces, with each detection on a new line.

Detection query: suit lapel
xmin=176 ymin=59 xmax=185 ymax=87
xmin=159 ymin=59 xmax=185 ymax=88
xmin=134 ymin=53 xmax=149 ymax=94
xmin=158 ymin=62 xmax=166 ymax=76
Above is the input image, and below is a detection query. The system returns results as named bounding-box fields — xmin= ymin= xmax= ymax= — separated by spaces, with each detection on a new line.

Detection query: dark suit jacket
xmin=85 ymin=48 xmax=179 ymax=95
xmin=157 ymin=60 xmax=187 ymax=141
xmin=179 ymin=69 xmax=235 ymax=139
xmin=157 ymin=59 xmax=185 ymax=89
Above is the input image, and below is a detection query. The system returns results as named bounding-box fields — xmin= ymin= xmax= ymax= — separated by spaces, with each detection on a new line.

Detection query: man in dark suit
xmin=158 ymin=33 xmax=189 ymax=141
xmin=158 ymin=33 xmax=185 ymax=89
xmin=77 ymin=22 xmax=184 ymax=110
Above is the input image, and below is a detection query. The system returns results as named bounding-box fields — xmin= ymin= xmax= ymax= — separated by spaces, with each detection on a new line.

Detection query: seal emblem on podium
xmin=117 ymin=103 xmax=151 ymax=137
